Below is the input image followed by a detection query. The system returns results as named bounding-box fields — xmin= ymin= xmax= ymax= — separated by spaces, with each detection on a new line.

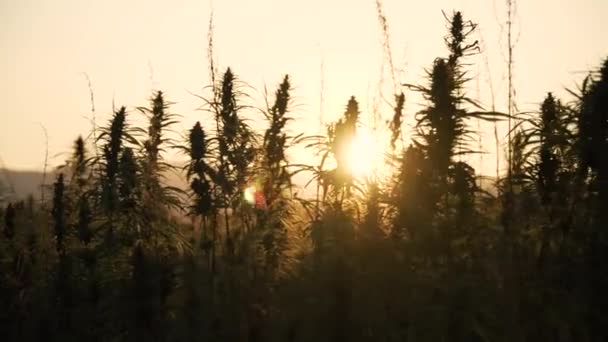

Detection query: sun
xmin=345 ymin=127 xmax=383 ymax=178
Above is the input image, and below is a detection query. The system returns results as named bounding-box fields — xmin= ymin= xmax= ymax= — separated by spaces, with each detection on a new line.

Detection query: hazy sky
xmin=1 ymin=0 xmax=606 ymax=176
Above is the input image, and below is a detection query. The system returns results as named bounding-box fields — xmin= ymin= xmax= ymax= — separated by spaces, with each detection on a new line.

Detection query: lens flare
xmin=244 ymin=186 xmax=256 ymax=204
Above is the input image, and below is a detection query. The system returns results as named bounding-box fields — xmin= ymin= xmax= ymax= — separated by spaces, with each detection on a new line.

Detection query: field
xmin=1 ymin=6 xmax=608 ymax=342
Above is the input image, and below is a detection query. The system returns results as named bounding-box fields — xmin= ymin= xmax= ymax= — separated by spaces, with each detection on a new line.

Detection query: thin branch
xmin=38 ymin=123 xmax=49 ymax=204
xmin=81 ymin=72 xmax=99 ymax=158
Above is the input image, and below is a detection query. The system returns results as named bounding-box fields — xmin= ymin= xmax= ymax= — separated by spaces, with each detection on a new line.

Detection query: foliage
xmin=1 ymin=12 xmax=607 ymax=342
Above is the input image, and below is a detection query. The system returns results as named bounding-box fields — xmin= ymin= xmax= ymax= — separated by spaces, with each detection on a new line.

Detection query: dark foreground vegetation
xmin=2 ymin=11 xmax=608 ymax=342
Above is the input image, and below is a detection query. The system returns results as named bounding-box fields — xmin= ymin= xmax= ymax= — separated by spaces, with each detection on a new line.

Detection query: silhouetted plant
xmin=182 ymin=121 xmax=217 ymax=269
xmin=402 ymin=12 xmax=497 ymax=241
xmin=70 ymin=136 xmax=88 ymax=188
xmin=186 ymin=122 xmax=215 ymax=218
xmin=520 ymin=93 xmax=569 ymax=206
xmin=118 ymin=147 xmax=138 ymax=214
xmin=3 ymin=202 xmax=15 ymax=240
xmin=139 ymin=91 xmax=182 ymax=210
xmin=65 ymin=136 xmax=93 ymax=246
xmin=76 ymin=197 xmax=92 ymax=246
xmin=98 ymin=106 xmax=132 ymax=239
xmin=260 ymin=75 xmax=295 ymax=272
xmin=52 ymin=173 xmax=66 ymax=255
xmin=206 ymin=67 xmax=256 ymax=252
xmin=324 ymin=96 xmax=360 ymax=206
xmin=572 ymin=59 xmax=608 ymax=339
xmin=406 ymin=12 xmax=494 ymax=210
xmin=262 ymin=75 xmax=292 ymax=207
xmin=389 ymin=92 xmax=405 ymax=150
xmin=391 ymin=144 xmax=431 ymax=241
xmin=361 ymin=180 xmax=383 ymax=240
xmin=572 ymin=65 xmax=608 ymax=178
xmin=512 ymin=93 xmax=573 ymax=270
xmin=51 ymin=172 xmax=74 ymax=336
xmin=449 ymin=161 xmax=476 ymax=219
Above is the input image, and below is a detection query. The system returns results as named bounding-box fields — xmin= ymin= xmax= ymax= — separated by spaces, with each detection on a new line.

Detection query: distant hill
xmin=1 ymin=167 xmax=494 ymax=204
xmin=0 ymin=168 xmax=188 ymax=203
xmin=0 ymin=166 xmax=314 ymax=202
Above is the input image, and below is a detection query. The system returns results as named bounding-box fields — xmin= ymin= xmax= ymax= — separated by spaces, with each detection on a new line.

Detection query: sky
xmin=1 ymin=0 xmax=607 ymax=177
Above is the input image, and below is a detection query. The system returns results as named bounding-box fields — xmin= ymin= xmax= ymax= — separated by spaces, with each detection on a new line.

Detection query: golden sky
xmin=1 ymin=0 xmax=607 ymax=176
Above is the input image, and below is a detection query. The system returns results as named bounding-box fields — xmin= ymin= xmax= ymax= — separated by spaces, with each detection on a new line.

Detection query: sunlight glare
xmin=345 ymin=128 xmax=382 ymax=178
